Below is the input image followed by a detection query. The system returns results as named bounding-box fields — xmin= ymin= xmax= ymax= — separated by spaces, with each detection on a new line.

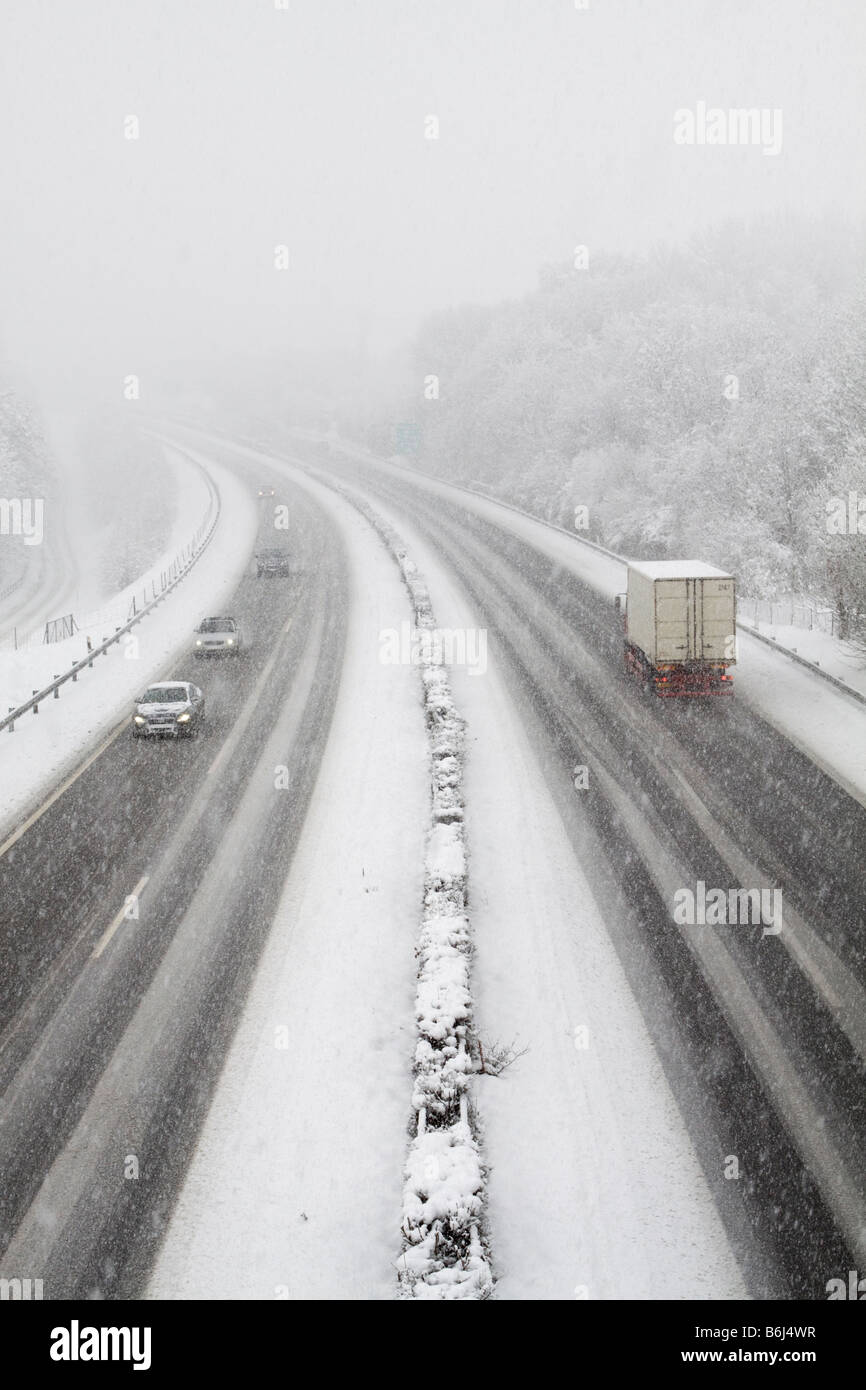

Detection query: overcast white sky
xmin=0 ymin=0 xmax=863 ymax=391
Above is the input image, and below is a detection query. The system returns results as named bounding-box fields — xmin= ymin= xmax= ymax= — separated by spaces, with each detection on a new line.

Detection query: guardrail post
xmin=7 ymin=708 xmax=14 ymax=732
xmin=32 ymin=691 xmax=38 ymax=714
xmin=54 ymin=677 xmax=60 ymax=698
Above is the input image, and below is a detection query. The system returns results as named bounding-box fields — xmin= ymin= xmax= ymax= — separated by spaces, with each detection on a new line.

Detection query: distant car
xmin=257 ymin=486 xmax=275 ymax=498
xmin=256 ymin=548 xmax=291 ymax=578
xmin=132 ymin=681 xmax=205 ymax=739
xmin=194 ymin=616 xmax=242 ymax=657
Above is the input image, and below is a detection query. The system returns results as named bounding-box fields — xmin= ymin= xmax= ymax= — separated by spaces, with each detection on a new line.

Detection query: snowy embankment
xmin=0 ymin=445 xmax=258 ymax=845
xmin=738 ymin=617 xmax=866 ymax=697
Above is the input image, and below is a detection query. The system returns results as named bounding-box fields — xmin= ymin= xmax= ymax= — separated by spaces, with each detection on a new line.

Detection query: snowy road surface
xmin=0 ymin=474 xmax=348 ymax=1294
xmin=149 ymin=458 xmax=744 ymax=1300
xmin=191 ymin=429 xmax=866 ymax=1297
xmin=1 ymin=425 xmax=864 ymax=1299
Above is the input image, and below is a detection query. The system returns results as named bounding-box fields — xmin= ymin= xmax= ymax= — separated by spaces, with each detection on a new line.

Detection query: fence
xmin=44 ymin=614 xmax=78 ymax=644
xmin=738 ymin=595 xmax=864 ymax=640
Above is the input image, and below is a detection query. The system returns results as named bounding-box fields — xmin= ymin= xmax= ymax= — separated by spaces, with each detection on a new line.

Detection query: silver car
xmin=132 ymin=681 xmax=205 ymax=739
xmin=193 ymin=616 xmax=242 ymax=657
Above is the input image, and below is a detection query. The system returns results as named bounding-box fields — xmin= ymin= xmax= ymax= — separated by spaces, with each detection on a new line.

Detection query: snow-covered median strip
xmin=401 ymin=656 xmax=490 ymax=1300
xmin=312 ymin=478 xmax=492 ymax=1299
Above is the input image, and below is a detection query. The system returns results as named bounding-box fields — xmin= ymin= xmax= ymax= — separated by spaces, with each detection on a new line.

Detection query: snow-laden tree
xmin=387 ymin=218 xmax=865 ymax=622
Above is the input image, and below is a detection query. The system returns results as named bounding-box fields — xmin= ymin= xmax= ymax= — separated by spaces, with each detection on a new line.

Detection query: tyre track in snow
xmin=327 ymin=465 xmax=866 ymax=1298
xmin=0 ymin=480 xmax=349 ymax=1296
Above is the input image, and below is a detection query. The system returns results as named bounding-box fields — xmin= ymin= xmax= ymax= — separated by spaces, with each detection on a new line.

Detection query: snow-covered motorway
xmin=181 ymin=428 xmax=866 ymax=1299
xmin=2 ymin=424 xmax=865 ymax=1301
xmin=0 ymin=475 xmax=348 ymax=1296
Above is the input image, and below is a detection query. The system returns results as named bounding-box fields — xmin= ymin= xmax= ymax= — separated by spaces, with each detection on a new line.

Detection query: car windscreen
xmin=140 ymin=688 xmax=187 ymax=703
xmin=199 ymin=618 xmax=234 ymax=632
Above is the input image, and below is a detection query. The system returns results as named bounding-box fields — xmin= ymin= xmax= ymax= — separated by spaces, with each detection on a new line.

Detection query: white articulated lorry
xmin=616 ymin=560 xmax=736 ymax=696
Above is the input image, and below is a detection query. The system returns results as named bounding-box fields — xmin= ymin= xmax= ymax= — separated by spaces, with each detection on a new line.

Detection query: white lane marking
xmin=206 ymin=741 xmax=229 ymax=777
xmin=0 ymin=720 xmax=129 ymax=861
xmin=92 ymin=875 xmax=150 ymax=960
xmin=206 ymin=616 xmax=295 ymax=776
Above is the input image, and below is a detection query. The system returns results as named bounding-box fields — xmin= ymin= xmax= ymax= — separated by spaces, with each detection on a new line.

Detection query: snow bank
xmin=738 ymin=616 xmax=866 ymax=701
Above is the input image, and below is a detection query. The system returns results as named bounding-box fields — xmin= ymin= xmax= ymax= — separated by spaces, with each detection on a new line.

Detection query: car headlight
xmin=133 ymin=714 xmax=146 ymax=725
xmin=176 ymin=712 xmax=191 ymax=723
xmin=196 ymin=639 xmax=203 ymax=646
xmin=226 ymin=638 xmax=234 ymax=645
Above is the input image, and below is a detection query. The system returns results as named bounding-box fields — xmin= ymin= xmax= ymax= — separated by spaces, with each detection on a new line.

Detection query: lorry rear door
xmin=697 ymin=577 xmax=736 ymax=661
xmin=655 ymin=579 xmax=691 ymax=661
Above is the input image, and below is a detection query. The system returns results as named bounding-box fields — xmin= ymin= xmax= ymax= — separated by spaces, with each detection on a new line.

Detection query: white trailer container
xmin=620 ymin=560 xmax=736 ymax=696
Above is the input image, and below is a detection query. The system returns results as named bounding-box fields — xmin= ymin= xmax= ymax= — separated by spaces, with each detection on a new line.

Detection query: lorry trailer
xmin=617 ymin=560 xmax=736 ymax=696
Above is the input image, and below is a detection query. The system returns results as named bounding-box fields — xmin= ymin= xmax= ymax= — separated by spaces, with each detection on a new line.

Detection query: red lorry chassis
xmin=623 ymin=638 xmax=734 ymax=696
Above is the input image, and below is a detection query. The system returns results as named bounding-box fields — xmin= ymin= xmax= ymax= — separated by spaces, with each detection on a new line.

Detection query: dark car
xmin=194 ymin=616 xmax=242 ymax=657
xmin=256 ymin=548 xmax=291 ymax=577
xmin=132 ymin=681 xmax=205 ymax=739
